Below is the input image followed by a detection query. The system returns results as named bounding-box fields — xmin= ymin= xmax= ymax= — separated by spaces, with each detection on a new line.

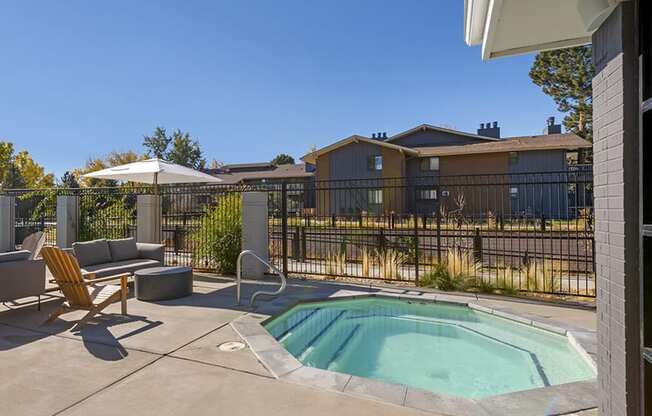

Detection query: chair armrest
xmin=82 ymin=272 xmax=97 ymax=280
xmin=84 ymin=273 xmax=131 ymax=285
xmin=136 ymin=243 xmax=165 ymax=264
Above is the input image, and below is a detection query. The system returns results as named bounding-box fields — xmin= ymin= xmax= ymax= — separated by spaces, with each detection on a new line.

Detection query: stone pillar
xmin=137 ymin=195 xmax=161 ymax=244
xmin=56 ymin=195 xmax=79 ymax=248
xmin=592 ymin=3 xmax=641 ymax=415
xmin=0 ymin=196 xmax=15 ymax=252
xmin=241 ymin=192 xmax=269 ymax=279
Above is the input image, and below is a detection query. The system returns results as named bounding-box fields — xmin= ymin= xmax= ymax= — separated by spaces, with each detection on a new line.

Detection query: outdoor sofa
xmin=0 ymin=250 xmax=46 ymax=306
xmin=66 ymin=238 xmax=165 ymax=279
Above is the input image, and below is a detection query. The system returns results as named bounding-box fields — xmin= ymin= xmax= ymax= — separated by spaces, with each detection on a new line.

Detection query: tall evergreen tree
xmin=142 ymin=127 xmax=205 ymax=169
xmin=529 ymin=46 xmax=594 ymax=141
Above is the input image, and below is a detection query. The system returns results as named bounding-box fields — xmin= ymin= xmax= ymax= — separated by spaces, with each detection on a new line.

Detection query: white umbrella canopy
xmin=81 ymin=158 xmax=222 ymax=185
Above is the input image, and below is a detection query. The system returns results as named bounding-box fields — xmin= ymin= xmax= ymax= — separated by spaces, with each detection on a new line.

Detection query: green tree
xmin=60 ymin=171 xmax=80 ymax=188
xmin=0 ymin=142 xmax=54 ymax=189
xmin=167 ymin=130 xmax=205 ymax=169
xmin=142 ymin=127 xmax=205 ymax=169
xmin=2 ymin=163 xmax=26 ymax=189
xmin=0 ymin=142 xmax=14 ymax=180
xmin=14 ymin=150 xmax=55 ymax=188
xmin=271 ymin=153 xmax=295 ymax=165
xmin=529 ymin=46 xmax=594 ymax=141
xmin=143 ymin=127 xmax=171 ymax=159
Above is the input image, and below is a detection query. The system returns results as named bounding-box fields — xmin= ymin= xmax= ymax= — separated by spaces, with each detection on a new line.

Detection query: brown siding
xmin=315 ymin=154 xmax=330 ymax=216
xmin=438 ymin=153 xmax=510 ymax=217
xmin=380 ymin=147 xmax=406 ymax=213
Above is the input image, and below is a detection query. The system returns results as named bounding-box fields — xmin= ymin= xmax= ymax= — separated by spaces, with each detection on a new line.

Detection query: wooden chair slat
xmin=40 ymin=246 xmax=129 ymax=328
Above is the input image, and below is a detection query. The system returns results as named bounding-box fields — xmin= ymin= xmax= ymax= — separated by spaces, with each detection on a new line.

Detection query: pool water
xmin=265 ymin=298 xmax=595 ymax=399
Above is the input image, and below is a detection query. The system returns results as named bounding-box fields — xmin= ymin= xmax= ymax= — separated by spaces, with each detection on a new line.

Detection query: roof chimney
xmin=543 ymin=116 xmax=562 ymax=135
xmin=477 ymin=121 xmax=501 ymax=139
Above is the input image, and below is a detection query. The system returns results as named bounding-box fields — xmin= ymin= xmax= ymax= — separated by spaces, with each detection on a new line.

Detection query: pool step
xmin=276 ymin=308 xmax=321 ymax=343
xmin=297 ymin=310 xmax=347 ymax=358
xmin=325 ymin=323 xmax=361 ymax=369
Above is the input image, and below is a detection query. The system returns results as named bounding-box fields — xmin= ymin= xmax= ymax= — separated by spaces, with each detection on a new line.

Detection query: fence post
xmin=378 ymin=227 xmax=386 ymax=250
xmin=136 ymin=194 xmax=161 ymax=244
xmin=413 ymin=213 xmax=420 ymax=284
xmin=292 ymin=227 xmax=300 ymax=260
xmin=242 ymin=191 xmax=269 ymax=279
xmin=540 ymin=213 xmax=546 ymax=232
xmin=473 ymin=228 xmax=483 ymax=263
xmin=56 ymin=195 xmax=79 ymax=248
xmin=300 ymin=226 xmax=307 ymax=261
xmin=0 ymin=196 xmax=15 ymax=252
xmin=436 ymin=206 xmax=442 ymax=264
xmin=281 ymin=183 xmax=289 ymax=276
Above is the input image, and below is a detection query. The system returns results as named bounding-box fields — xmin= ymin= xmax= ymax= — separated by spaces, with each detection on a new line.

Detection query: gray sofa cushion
xmin=0 ymin=250 xmax=31 ymax=263
xmin=108 ymin=238 xmax=139 ymax=262
xmin=0 ymin=258 xmax=45 ymax=301
xmin=73 ymin=239 xmax=112 ymax=267
xmin=82 ymin=258 xmax=162 ymax=278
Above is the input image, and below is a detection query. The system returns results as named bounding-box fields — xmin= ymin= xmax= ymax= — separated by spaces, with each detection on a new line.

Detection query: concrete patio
xmin=0 ymin=274 xmax=598 ymax=416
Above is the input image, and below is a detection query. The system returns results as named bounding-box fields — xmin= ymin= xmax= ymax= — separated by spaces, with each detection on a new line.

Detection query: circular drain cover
xmin=218 ymin=341 xmax=246 ymax=352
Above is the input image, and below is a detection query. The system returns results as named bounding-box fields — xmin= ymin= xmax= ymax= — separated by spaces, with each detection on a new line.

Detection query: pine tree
xmin=529 ymin=46 xmax=594 ymax=141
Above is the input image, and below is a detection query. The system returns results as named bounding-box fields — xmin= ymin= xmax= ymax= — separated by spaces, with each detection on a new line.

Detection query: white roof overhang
xmin=464 ymin=0 xmax=624 ymax=60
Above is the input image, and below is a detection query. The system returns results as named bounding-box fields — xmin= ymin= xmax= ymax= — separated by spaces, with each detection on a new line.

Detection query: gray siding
xmin=389 ymin=129 xmax=488 ymax=148
xmin=328 ymin=142 xmax=383 ymax=214
xmin=508 ymin=150 xmax=569 ymax=218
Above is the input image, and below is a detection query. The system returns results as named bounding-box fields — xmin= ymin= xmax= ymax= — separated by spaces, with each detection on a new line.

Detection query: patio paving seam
xmin=51 ymin=321 xmax=238 ymax=416
xmin=164 ymin=354 xmax=276 ymax=379
xmin=51 ymin=355 xmax=166 ymax=416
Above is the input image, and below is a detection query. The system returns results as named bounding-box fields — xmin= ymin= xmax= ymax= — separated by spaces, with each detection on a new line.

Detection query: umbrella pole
xmin=154 ymin=172 xmax=161 ymax=243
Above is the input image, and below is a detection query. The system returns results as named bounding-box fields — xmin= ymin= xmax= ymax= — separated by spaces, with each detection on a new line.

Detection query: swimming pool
xmin=264 ymin=297 xmax=595 ymax=399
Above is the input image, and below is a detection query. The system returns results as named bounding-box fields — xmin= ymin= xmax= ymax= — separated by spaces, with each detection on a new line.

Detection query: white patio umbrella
xmin=81 ymin=158 xmax=222 ymax=186
xmin=81 ymin=158 xmax=221 ymax=244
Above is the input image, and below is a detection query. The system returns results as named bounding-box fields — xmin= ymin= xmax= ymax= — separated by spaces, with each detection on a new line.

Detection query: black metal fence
xmin=268 ymin=169 xmax=594 ymax=297
xmin=2 ymin=168 xmax=594 ymax=297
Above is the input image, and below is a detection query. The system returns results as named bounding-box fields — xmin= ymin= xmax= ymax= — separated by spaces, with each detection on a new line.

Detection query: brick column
xmin=592 ymin=3 xmax=640 ymax=415
xmin=0 ymin=196 xmax=15 ymax=252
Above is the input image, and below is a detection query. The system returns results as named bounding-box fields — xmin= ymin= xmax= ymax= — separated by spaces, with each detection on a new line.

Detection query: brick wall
xmin=592 ymin=3 xmax=640 ymax=415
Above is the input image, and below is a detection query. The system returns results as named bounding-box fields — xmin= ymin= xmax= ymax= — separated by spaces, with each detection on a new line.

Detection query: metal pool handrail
xmin=236 ymin=250 xmax=287 ymax=306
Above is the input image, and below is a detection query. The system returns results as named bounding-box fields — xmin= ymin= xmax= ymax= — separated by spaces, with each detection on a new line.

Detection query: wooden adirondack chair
xmin=40 ymin=246 xmax=129 ymax=329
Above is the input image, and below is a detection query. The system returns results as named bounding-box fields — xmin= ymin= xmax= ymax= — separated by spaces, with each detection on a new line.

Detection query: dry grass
xmin=375 ymin=249 xmax=406 ymax=280
xmin=361 ymin=247 xmax=372 ymax=277
xmin=325 ymin=251 xmax=346 ymax=275
xmin=523 ymin=260 xmax=563 ymax=293
xmin=445 ymin=248 xmax=479 ymax=279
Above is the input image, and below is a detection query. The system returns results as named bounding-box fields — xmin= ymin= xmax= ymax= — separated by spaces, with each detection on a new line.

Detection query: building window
xmin=368 ymin=189 xmax=383 ymax=205
xmin=418 ymin=188 xmax=437 ymax=200
xmin=420 ymin=157 xmax=440 ymax=171
xmin=509 ymin=152 xmax=519 ymax=165
xmin=367 ymin=155 xmax=383 ymax=171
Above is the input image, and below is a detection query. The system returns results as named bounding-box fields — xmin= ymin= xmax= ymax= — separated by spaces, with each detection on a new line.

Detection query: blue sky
xmin=0 ymin=1 xmax=563 ymax=178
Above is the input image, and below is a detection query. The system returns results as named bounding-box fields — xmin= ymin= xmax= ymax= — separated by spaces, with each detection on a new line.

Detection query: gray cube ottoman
xmin=134 ymin=266 xmax=193 ymax=301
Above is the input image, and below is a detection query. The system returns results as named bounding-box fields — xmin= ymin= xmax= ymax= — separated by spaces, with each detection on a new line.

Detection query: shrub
xmin=418 ymin=248 xmax=477 ymax=291
xmin=192 ymin=193 xmax=241 ymax=274
xmin=79 ymin=196 xmax=136 ymax=241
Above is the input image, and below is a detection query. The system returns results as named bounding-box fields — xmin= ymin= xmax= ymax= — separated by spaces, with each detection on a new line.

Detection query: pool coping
xmin=231 ymin=291 xmax=598 ymax=416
